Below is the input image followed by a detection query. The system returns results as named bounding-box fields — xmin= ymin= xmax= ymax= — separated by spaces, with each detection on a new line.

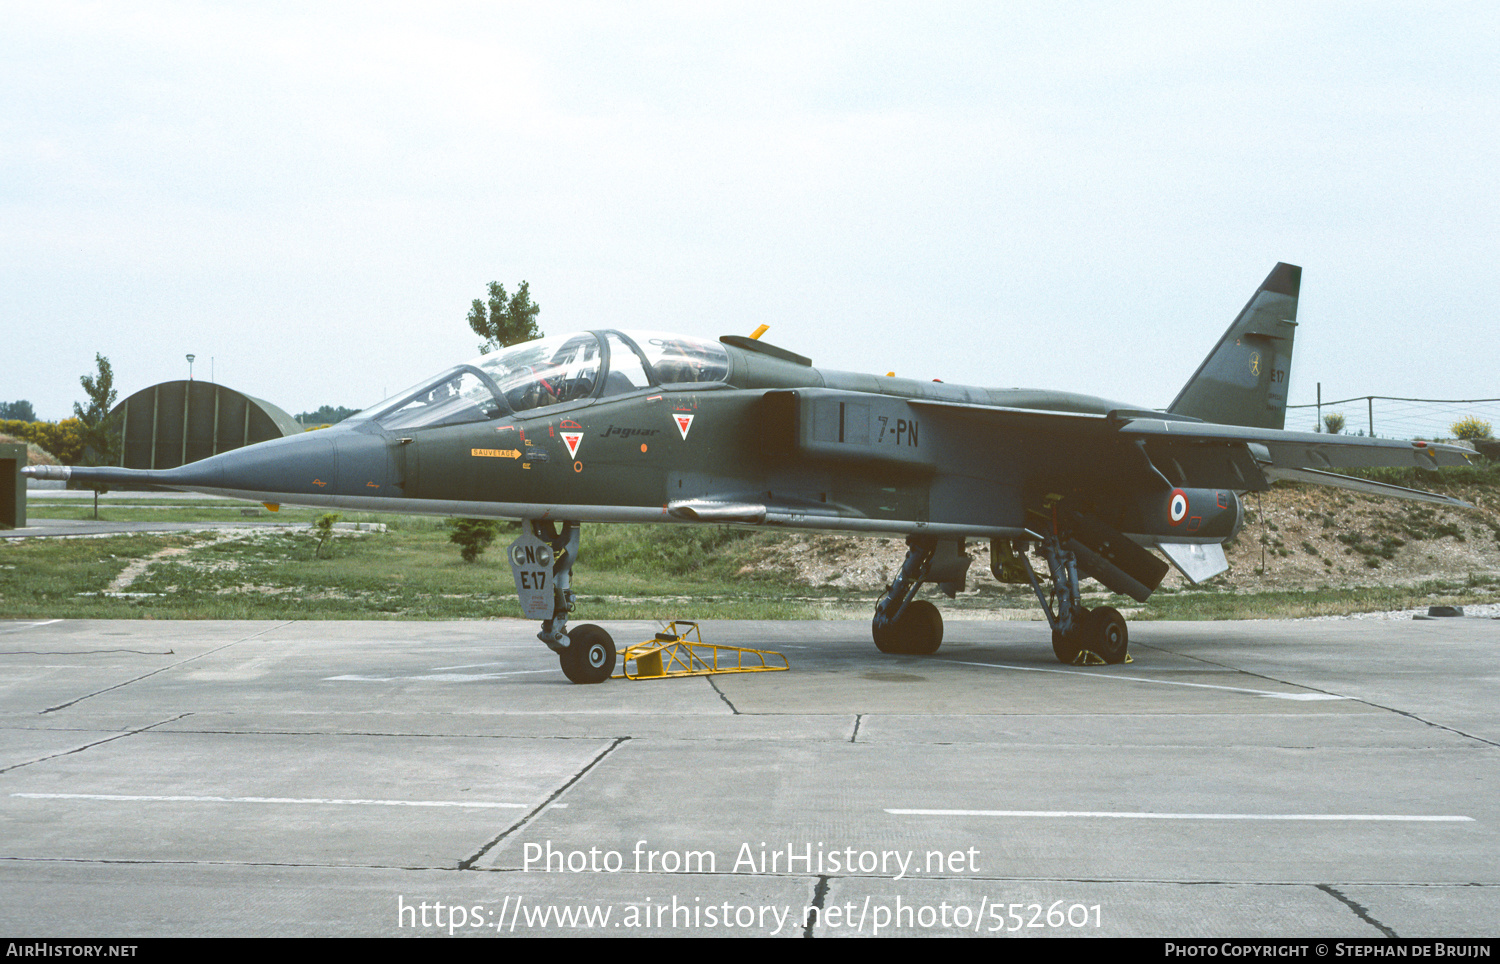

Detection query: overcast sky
xmin=3 ymin=2 xmax=1497 ymax=427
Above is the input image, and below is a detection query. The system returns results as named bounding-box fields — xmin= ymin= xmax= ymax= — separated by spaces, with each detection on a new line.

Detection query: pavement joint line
xmin=1318 ymin=883 xmax=1399 ymax=937
xmin=0 ymin=713 xmax=192 ymax=774
xmin=885 ymin=809 xmax=1474 ymax=821
xmin=39 ymin=621 xmax=296 ymax=714
xmin=1346 ymin=700 xmax=1500 ymax=750
xmin=0 ymin=855 xmax=480 ymax=872
xmin=457 ymin=736 xmax=630 ymax=871
xmin=1135 ymin=644 xmax=1354 ymax=699
xmin=1 ymin=649 xmax=176 ymax=656
xmin=1164 ymin=648 xmax=1500 ymax=749
xmin=10 ymin=793 xmax=567 ymax=809
xmin=706 ymin=675 xmax=739 ymax=714
xmin=803 ymin=875 xmax=830 ymax=938
xmin=944 ymin=659 xmax=1347 ymax=700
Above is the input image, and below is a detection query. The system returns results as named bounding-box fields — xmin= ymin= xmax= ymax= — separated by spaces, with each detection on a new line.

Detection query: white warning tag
xmin=673 ymin=414 xmax=694 ymax=440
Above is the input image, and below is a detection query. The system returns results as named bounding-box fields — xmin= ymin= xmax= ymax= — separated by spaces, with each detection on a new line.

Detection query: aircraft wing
xmin=904 ymin=398 xmax=1476 ymax=508
xmin=1115 ymin=418 xmax=1476 ymax=508
xmin=1115 ymin=418 xmax=1475 ymax=471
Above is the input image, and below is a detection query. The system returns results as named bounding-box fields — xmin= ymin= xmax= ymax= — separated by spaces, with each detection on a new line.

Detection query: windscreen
xmin=365 ymin=367 xmax=505 ymax=431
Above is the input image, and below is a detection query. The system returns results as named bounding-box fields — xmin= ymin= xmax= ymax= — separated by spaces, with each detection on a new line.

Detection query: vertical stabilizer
xmin=1168 ymin=263 xmax=1300 ymax=430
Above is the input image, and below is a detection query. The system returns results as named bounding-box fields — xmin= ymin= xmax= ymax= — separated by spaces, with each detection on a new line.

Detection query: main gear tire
xmin=871 ymin=599 xmax=944 ymax=655
xmin=1087 ymin=606 xmax=1129 ymax=664
xmin=899 ymin=599 xmax=944 ymax=655
xmin=559 ymin=624 xmax=616 ymax=684
xmin=1052 ymin=626 xmax=1083 ymax=664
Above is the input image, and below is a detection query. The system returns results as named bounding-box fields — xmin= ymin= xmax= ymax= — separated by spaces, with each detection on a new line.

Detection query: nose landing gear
xmin=508 ymin=520 xmax=617 ymax=684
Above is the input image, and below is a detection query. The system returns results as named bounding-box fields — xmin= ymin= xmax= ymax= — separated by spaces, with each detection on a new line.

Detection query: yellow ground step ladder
xmin=615 ymin=622 xmax=789 ymax=680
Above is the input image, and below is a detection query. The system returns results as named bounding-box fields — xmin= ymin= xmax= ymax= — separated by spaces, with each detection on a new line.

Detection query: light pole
xmin=186 ymin=354 xmax=195 ymax=381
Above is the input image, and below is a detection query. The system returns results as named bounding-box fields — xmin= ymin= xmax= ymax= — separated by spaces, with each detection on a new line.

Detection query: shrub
xmin=0 ymin=418 xmax=87 ymax=464
xmin=313 ymin=513 xmax=342 ymax=558
xmin=1451 ymin=416 xmax=1493 ymax=441
xmin=1322 ymin=412 xmax=1346 ymax=435
xmin=445 ymin=518 xmax=501 ymax=563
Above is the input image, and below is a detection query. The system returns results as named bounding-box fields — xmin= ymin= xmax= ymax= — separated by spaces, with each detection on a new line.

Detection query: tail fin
xmin=1167 ymin=262 xmax=1300 ymax=430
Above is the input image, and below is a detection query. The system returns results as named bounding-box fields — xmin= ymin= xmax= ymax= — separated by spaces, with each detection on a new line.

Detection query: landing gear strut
xmin=871 ymin=536 xmax=944 ymax=655
xmin=508 ymin=520 xmax=616 ymax=684
xmin=1017 ymin=532 xmax=1128 ymax=665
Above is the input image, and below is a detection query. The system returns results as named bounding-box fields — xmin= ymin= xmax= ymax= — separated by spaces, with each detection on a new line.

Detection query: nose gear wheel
xmin=560 ymin=623 xmax=616 ymax=684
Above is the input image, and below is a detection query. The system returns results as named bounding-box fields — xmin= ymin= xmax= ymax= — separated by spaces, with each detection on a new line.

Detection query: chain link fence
xmin=1285 ymin=395 xmax=1500 ymax=441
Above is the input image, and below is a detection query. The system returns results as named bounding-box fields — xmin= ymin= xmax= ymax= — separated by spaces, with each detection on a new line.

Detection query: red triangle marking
xmin=561 ymin=432 xmax=583 ymax=459
xmin=674 ymin=414 xmax=694 ymax=440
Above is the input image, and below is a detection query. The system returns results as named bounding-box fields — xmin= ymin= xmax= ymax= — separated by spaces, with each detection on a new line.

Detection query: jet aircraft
xmin=27 ymin=264 xmax=1476 ymax=682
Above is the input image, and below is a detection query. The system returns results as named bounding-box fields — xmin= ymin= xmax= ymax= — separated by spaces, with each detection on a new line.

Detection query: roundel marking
xmin=1169 ymin=488 xmax=1189 ymax=526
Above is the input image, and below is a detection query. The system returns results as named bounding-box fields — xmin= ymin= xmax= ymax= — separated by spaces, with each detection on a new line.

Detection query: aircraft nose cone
xmin=160 ymin=427 xmax=394 ymax=498
xmin=150 ymin=430 xmax=331 ymax=495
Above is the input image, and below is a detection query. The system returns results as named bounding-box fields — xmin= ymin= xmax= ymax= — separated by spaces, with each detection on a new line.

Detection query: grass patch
xmin=0 ymin=534 xmax=190 ymax=615
xmin=0 ymin=520 xmax=824 ymax=621
xmin=1341 ymin=462 xmax=1500 ymax=491
xmin=6 ymin=504 xmax=1497 ymax=623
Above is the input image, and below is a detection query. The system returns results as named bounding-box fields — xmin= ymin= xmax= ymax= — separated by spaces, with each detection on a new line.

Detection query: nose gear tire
xmin=560 ymin=624 xmax=616 ymax=684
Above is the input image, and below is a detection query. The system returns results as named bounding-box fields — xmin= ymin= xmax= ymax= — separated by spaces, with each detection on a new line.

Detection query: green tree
xmin=73 ymin=354 xmax=120 ymax=519
xmin=296 ymin=405 xmax=360 ymax=428
xmin=468 ymin=280 xmax=542 ymax=354
xmin=0 ymin=400 xmax=36 ymax=421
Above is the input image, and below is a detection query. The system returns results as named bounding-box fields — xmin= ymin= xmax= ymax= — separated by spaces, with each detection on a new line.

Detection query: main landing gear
xmin=869 ymin=531 xmax=1131 ymax=666
xmin=871 ymin=536 xmax=948 ymax=656
xmin=1016 ymin=531 xmax=1129 ymax=665
xmin=509 ymin=520 xmax=616 ymax=684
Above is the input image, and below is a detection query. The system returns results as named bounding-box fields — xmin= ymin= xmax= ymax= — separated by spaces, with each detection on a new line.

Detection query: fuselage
xmin=46 ymin=329 xmax=1229 ymax=544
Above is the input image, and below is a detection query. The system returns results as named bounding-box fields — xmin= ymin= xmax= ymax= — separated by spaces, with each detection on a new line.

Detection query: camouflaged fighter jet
xmin=26 ymin=263 xmax=1477 ymax=682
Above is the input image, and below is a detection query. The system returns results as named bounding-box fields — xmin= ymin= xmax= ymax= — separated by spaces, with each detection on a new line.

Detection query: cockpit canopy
xmin=349 ymin=330 xmax=730 ymax=431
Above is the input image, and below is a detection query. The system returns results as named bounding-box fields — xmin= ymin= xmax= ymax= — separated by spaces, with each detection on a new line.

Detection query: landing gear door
xmin=508 ymin=525 xmax=555 ymax=619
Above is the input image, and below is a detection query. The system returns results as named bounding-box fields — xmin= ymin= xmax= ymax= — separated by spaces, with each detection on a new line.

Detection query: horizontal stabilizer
xmin=1262 ymin=467 xmax=1474 ymax=508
